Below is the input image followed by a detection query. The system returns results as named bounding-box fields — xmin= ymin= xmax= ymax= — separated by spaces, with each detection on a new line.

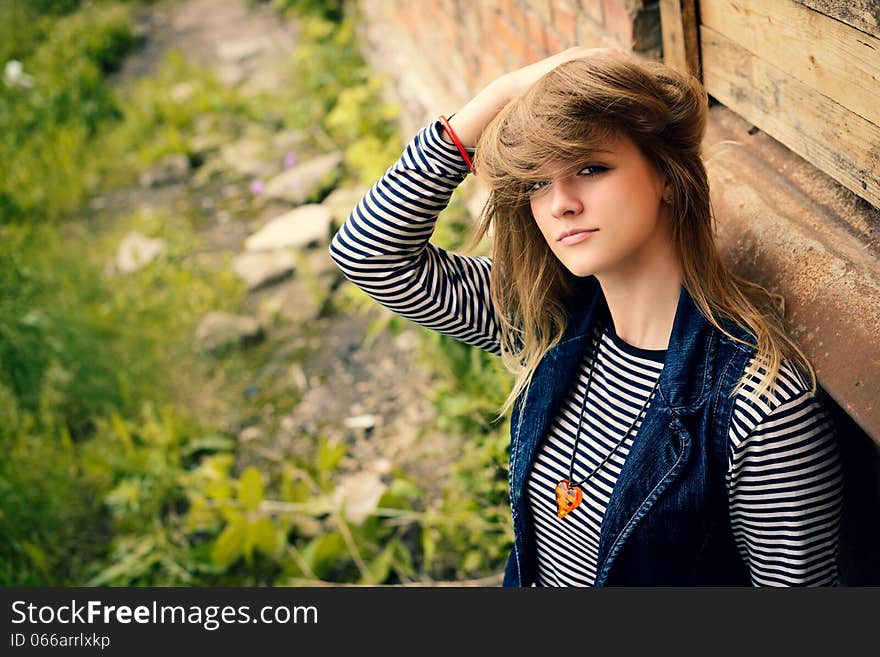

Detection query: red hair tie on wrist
xmin=438 ymin=115 xmax=475 ymax=174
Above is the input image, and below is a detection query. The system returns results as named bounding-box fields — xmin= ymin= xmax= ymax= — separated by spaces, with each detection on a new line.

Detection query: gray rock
xmin=201 ymin=218 xmax=250 ymax=251
xmin=195 ymin=311 xmax=264 ymax=353
xmin=232 ymin=250 xmax=296 ymax=290
xmin=217 ymin=63 xmax=245 ymax=86
xmin=302 ymin=246 xmax=342 ymax=283
xmin=116 ymin=231 xmax=166 ymax=273
xmin=321 ymin=186 xmax=367 ymax=223
xmin=263 ymin=152 xmax=343 ymax=204
xmin=139 ymin=153 xmax=191 ymax=188
xmin=219 ymin=138 xmax=273 ymax=179
xmin=332 ymin=471 xmax=387 ymax=525
xmin=215 ymin=36 xmax=272 ymax=62
xmin=271 ymin=129 xmax=307 ymax=154
xmin=244 ymin=204 xmax=333 ymax=252
xmin=343 ymin=414 xmax=380 ymax=430
xmin=190 ymin=132 xmax=224 ymax=157
xmin=256 ymin=278 xmax=321 ymax=325
xmin=239 ymin=426 xmax=264 ymax=442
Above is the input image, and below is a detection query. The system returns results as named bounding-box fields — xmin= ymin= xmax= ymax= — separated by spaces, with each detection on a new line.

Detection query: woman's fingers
xmin=504 ymin=47 xmax=630 ymax=97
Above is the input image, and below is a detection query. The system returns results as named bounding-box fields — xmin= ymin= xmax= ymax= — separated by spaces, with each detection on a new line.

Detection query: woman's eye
xmin=528 ymin=180 xmax=548 ymax=193
xmin=527 ymin=166 xmax=607 ymax=194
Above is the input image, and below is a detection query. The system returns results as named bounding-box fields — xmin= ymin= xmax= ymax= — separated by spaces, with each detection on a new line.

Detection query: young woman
xmin=329 ymin=48 xmax=843 ymax=586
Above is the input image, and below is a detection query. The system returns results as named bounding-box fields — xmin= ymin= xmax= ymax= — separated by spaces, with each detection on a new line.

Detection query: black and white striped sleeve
xmin=328 ymin=119 xmax=502 ymax=356
xmin=727 ymin=363 xmax=843 ymax=586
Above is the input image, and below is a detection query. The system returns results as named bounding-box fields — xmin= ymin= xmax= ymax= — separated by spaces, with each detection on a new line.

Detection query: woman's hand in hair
xmin=443 ymin=47 xmax=626 ymax=151
xmin=501 ymin=46 xmax=628 ymax=99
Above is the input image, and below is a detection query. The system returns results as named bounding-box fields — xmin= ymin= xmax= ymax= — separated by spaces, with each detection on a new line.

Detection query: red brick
xmin=500 ymin=0 xmax=519 ymax=34
xmin=575 ymin=12 xmax=607 ymax=48
xmin=498 ymin=0 xmax=518 ymax=23
xmin=522 ymin=0 xmax=553 ymax=24
xmin=552 ymin=0 xmax=577 ymax=45
xmin=478 ymin=1 xmax=496 ymax=33
xmin=476 ymin=48 xmax=507 ymax=87
xmin=495 ymin=15 xmax=532 ymax=65
xmin=525 ymin=45 xmax=543 ymax=63
xmin=460 ymin=36 xmax=477 ymax=70
xmin=435 ymin=8 xmax=458 ymax=46
xmin=578 ymin=0 xmax=604 ymax=23
xmin=545 ymin=27 xmax=564 ymax=53
xmin=487 ymin=13 xmax=513 ymax=69
xmin=602 ymin=0 xmax=635 ymax=48
xmin=459 ymin=3 xmax=479 ymax=42
xmin=524 ymin=8 xmax=548 ymax=54
xmin=464 ymin=60 xmax=481 ymax=92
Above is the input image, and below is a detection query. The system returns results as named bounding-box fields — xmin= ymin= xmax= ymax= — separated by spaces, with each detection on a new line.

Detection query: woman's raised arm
xmin=328 ymin=48 xmax=618 ymax=355
xmin=444 ymin=47 xmax=619 ymax=149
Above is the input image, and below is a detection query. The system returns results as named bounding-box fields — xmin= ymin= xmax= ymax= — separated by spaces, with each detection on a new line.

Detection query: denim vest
xmin=503 ymin=276 xmax=754 ymax=586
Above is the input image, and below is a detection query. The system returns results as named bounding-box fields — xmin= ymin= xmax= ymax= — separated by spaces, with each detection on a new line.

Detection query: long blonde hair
xmin=464 ymin=52 xmax=816 ymax=418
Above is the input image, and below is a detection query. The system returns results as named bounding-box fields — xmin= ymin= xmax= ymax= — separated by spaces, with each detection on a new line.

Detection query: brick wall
xmin=357 ymin=0 xmax=661 ymax=138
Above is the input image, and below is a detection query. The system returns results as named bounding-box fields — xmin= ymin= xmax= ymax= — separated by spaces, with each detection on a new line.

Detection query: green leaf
xmin=203 ymin=478 xmax=232 ymax=501
xmin=20 ymin=541 xmax=51 ymax=576
xmin=316 ymin=438 xmax=345 ymax=473
xmin=201 ymin=453 xmax=235 ymax=478
xmin=281 ymin=469 xmax=311 ymax=502
xmin=211 ymin=514 xmax=247 ymax=570
xmin=238 ymin=466 xmax=263 ymax=511
xmin=181 ymin=434 xmax=236 ymax=457
xmin=392 ymin=540 xmax=416 ymax=579
xmin=248 ymin=516 xmax=280 ymax=558
xmin=184 ymin=494 xmax=218 ymax=533
xmin=88 ymin=539 xmax=159 ymax=586
xmin=300 ymin=532 xmax=346 ymax=579
xmin=363 ymin=542 xmax=394 ymax=585
xmin=462 ymin=550 xmax=483 ymax=573
xmin=379 ymin=478 xmax=420 ymax=508
xmin=421 ymin=527 xmax=439 ymax=573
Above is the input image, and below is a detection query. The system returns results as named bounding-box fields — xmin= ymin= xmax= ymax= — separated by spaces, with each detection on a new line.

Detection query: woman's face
xmin=528 ymin=131 xmax=671 ymax=279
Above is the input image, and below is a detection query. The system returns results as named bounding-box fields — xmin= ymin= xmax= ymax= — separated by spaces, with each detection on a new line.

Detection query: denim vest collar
xmin=505 ymin=276 xmax=748 ymax=586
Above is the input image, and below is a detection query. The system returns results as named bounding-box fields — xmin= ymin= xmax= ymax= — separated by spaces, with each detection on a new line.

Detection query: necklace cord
xmin=566 ymin=325 xmax=661 ymax=490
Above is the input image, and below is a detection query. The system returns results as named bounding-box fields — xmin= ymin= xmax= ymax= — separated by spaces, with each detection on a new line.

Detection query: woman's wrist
xmin=442 ymin=77 xmax=514 ymax=149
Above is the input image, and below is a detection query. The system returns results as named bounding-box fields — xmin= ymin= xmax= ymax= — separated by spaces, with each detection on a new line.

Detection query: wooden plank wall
xmin=791 ymin=0 xmax=880 ymax=37
xmin=696 ymin=0 xmax=880 ymax=209
xmin=658 ymin=0 xmax=701 ymax=78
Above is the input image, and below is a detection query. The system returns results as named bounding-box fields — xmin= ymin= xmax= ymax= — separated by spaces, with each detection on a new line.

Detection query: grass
xmin=0 ymin=0 xmax=513 ymax=586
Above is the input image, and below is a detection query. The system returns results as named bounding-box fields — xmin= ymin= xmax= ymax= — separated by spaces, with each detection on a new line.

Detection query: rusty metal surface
xmin=705 ymin=105 xmax=880 ymax=444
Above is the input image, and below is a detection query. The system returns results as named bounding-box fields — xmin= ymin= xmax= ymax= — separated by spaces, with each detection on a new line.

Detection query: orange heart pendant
xmin=555 ymin=479 xmax=583 ymax=518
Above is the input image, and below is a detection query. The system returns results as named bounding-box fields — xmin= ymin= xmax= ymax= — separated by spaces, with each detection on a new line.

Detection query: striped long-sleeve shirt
xmin=328 ymin=118 xmax=844 ymax=586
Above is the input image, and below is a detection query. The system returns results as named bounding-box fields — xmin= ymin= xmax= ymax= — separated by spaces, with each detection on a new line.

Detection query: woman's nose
xmin=550 ymin=179 xmax=583 ymax=218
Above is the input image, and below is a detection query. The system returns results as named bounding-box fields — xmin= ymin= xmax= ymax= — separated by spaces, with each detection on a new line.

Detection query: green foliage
xmin=0 ymin=210 xmax=242 ymax=438
xmin=414 ymin=331 xmax=514 ymax=578
xmin=282 ymin=14 xmax=401 ymax=186
xmin=0 ymin=206 xmax=242 ymax=585
xmin=96 ymin=50 xmax=259 ymax=185
xmin=256 ymin=0 xmax=347 ymax=22
xmin=0 ymin=0 xmax=84 ymax=65
xmin=0 ymin=2 xmax=138 ymax=223
xmin=0 ymin=386 xmax=105 ymax=585
xmin=1 ymin=0 xmax=510 ymax=587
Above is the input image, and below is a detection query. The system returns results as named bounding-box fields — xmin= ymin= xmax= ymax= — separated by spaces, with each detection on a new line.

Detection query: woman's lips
xmin=558 ymin=229 xmax=598 ymax=246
